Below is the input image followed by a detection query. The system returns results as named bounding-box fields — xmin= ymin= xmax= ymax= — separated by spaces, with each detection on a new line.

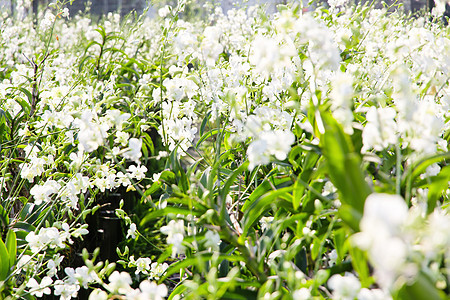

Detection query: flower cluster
xmin=90 ymin=271 xmax=168 ymax=300
xmin=1 ymin=0 xmax=450 ymax=299
xmin=354 ymin=193 xmax=450 ymax=291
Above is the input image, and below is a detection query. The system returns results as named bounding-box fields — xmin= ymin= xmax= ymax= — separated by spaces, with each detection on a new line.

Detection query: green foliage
xmin=1 ymin=0 xmax=450 ymax=298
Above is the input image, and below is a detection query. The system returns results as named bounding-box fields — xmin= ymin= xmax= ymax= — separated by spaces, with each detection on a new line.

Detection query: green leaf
xmin=14 ymin=98 xmax=31 ymax=116
xmin=292 ymin=179 xmax=303 ymax=211
xmin=221 ymin=288 xmax=258 ymax=300
xmin=199 ymin=111 xmax=212 ymax=137
xmin=165 ymin=197 xmax=208 ymax=213
xmin=338 ymin=204 xmax=362 ymax=232
xmin=0 ymin=203 xmax=8 ymax=228
xmin=168 ymin=285 xmax=187 ymax=300
xmin=242 ymin=174 xmax=291 ymax=212
xmin=398 ymin=271 xmax=446 ymax=300
xmin=349 ymin=246 xmax=371 ymax=288
xmin=333 ymin=228 xmax=348 ymax=262
xmin=165 ymin=147 xmax=190 ymax=193
xmin=159 ymin=170 xmax=176 ymax=184
xmin=12 ymin=221 xmax=35 ymax=233
xmin=241 ymin=186 xmax=294 ymax=236
xmin=292 ymin=151 xmax=321 ymax=210
xmin=20 ymin=204 xmax=51 ymax=226
xmin=342 ymin=153 xmax=371 ymax=212
xmin=288 ymin=145 xmax=303 ymax=171
xmin=311 ymin=237 xmax=322 ymax=260
xmin=143 ymin=181 xmax=161 ymax=196
xmin=140 ymin=207 xmax=203 ymax=226
xmin=78 ymin=55 xmax=94 ymax=72
xmin=320 ymin=112 xmax=371 ymax=226
xmin=425 ymin=165 xmax=450 ymax=213
xmin=407 ymin=152 xmax=450 ymax=183
xmin=142 ymin=132 xmax=155 ymax=156
xmin=294 ymin=247 xmax=308 ymax=274
xmin=327 ymin=260 xmax=353 ymax=277
xmin=117 ymin=64 xmax=140 ymax=76
xmin=196 ymin=128 xmax=219 ymax=148
xmin=5 ymin=230 xmax=16 ymax=267
xmin=178 ymin=162 xmax=190 ymax=194
xmin=0 ymin=239 xmax=10 ymax=281
xmin=6 ymin=87 xmax=32 ymax=108
xmin=95 ymin=26 xmax=107 ymax=40
xmin=159 ymin=254 xmax=245 ymax=282
xmin=219 ymin=161 xmax=249 ymax=216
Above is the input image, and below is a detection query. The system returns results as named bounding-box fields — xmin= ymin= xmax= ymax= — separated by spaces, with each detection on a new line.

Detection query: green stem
xmin=396 ymin=143 xmax=402 ymax=196
xmin=220 ymin=222 xmax=268 ymax=283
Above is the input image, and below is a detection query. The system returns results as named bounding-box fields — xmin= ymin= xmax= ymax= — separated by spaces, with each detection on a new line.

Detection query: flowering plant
xmin=0 ymin=0 xmax=449 ymax=299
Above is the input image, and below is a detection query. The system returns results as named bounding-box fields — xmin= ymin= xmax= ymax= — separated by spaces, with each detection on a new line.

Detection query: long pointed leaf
xmin=140 ymin=207 xmax=202 ymax=226
xmin=159 ymin=254 xmax=245 ymax=282
xmin=321 ymin=112 xmax=371 ymax=228
xmin=6 ymin=230 xmax=16 ymax=267
xmin=0 ymin=239 xmax=9 ymax=281
xmin=241 ymin=186 xmax=294 ymax=236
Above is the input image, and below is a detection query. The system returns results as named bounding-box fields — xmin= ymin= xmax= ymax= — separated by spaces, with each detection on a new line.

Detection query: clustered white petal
xmin=161 ymin=219 xmax=186 ymax=257
xmin=2 ymin=1 xmax=450 ymax=299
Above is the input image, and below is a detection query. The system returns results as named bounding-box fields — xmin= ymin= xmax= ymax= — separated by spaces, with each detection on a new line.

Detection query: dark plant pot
xmin=85 ymin=192 xmax=124 ymax=263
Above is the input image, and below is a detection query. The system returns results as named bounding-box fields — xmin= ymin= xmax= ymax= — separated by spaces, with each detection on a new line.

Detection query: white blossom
xmin=26 ymin=277 xmax=52 ymax=297
xmin=139 ymin=280 xmax=168 ymax=300
xmin=158 ymin=5 xmax=172 ymax=18
xmin=149 ymin=262 xmax=169 ymax=280
xmin=328 ymin=273 xmax=361 ymax=300
xmin=353 ymin=193 xmax=416 ymax=290
xmin=362 ymin=106 xmax=398 ymax=152
xmin=54 ymin=280 xmax=80 ymax=300
xmin=89 ymin=289 xmax=108 ymax=300
xmin=47 ymin=254 xmax=64 ymax=277
xmin=123 ymin=138 xmax=143 ymax=162
xmin=107 ymin=271 xmax=133 ymax=294
xmin=204 ymin=230 xmax=221 ymax=250
xmin=127 ymin=223 xmax=137 ymax=239
xmin=161 ymin=219 xmax=186 ymax=257
xmin=135 ymin=257 xmax=152 ymax=275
